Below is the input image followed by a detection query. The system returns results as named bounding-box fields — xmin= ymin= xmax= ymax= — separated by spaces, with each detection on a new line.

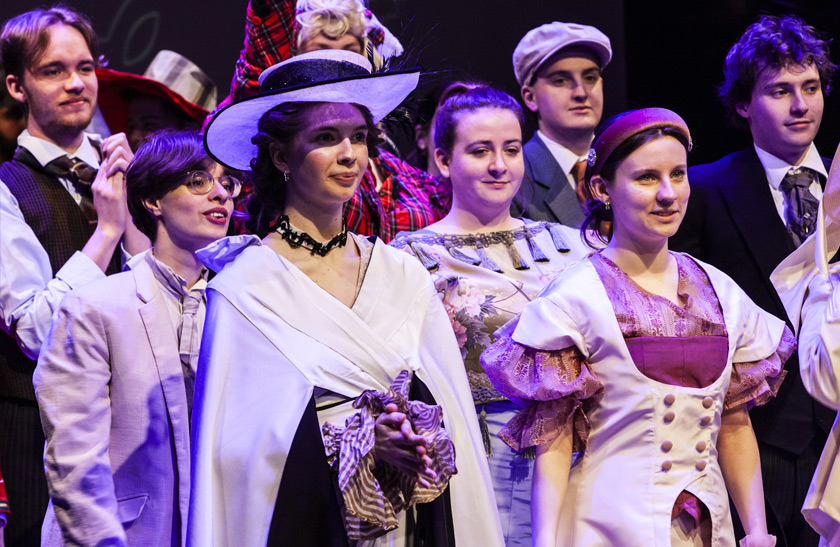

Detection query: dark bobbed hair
xmin=126 ymin=129 xmax=211 ymax=241
xmin=1 ymin=5 xmax=104 ymax=81
xmin=580 ymin=111 xmax=691 ymax=248
xmin=432 ymin=83 xmax=525 ymax=159
xmin=719 ymin=14 xmax=835 ymax=129
xmin=245 ymin=101 xmax=382 ymax=237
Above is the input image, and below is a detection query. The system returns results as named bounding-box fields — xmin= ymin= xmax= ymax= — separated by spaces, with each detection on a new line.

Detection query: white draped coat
xmin=187 ymin=235 xmax=503 ymax=547
xmin=772 ymin=187 xmax=840 ymax=547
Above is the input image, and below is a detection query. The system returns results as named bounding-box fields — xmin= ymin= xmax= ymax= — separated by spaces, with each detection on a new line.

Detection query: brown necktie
xmin=571 ymin=159 xmax=588 ymax=208
xmin=44 ymin=155 xmax=98 ymax=223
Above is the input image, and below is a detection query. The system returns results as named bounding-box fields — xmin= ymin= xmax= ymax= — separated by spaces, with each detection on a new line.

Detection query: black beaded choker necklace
xmin=270 ymin=215 xmax=348 ymax=256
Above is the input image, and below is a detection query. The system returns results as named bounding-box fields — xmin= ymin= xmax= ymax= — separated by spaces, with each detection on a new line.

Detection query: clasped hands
xmin=372 ymin=403 xmax=437 ymax=487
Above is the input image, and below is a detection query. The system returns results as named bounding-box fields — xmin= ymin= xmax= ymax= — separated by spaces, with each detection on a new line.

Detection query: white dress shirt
xmin=754 ymin=142 xmax=826 ymax=227
xmin=0 ymin=132 xmax=105 ymax=359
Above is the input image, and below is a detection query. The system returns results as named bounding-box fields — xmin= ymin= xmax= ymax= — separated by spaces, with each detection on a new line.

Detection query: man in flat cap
xmin=511 ymin=21 xmax=611 ymax=228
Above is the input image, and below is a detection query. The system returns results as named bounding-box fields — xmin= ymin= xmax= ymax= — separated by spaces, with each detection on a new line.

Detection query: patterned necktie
xmin=178 ymin=289 xmax=204 ymax=418
xmin=44 ymin=155 xmax=98 ymax=223
xmin=780 ymin=168 xmax=820 ymax=247
xmin=571 ymin=159 xmax=588 ymax=208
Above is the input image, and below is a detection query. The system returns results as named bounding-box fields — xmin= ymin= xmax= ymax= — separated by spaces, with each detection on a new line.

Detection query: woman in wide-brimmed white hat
xmin=187 ymin=50 xmax=504 ymax=547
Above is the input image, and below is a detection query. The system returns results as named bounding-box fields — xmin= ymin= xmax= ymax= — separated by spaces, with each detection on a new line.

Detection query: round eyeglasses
xmin=184 ymin=170 xmax=242 ymax=198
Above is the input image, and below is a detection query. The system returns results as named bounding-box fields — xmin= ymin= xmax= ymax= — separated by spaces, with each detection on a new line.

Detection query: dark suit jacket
xmin=670 ymin=146 xmax=834 ymax=454
xmin=512 ymin=135 xmax=586 ymax=228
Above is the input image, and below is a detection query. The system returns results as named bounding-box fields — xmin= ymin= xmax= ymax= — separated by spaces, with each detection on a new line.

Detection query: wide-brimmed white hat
xmin=204 ymin=49 xmax=420 ymax=170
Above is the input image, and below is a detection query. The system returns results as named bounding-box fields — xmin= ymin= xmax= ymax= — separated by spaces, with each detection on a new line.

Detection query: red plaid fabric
xmin=344 ymin=150 xmax=451 ymax=242
xmin=209 ymin=0 xmax=295 ymax=120
xmin=217 ymin=1 xmax=451 ymax=241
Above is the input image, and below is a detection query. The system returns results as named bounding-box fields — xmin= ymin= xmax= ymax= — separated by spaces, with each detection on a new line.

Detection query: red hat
xmin=96 ymin=50 xmax=217 ymax=135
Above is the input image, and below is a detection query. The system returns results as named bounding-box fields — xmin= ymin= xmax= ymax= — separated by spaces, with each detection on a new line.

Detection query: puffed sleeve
xmin=481 ymin=296 xmax=604 ymax=453
xmin=723 ymin=284 xmax=794 ymax=410
xmin=725 ymin=328 xmax=793 ymax=410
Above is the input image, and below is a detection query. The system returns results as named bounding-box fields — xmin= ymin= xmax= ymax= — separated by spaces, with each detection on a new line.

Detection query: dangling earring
xmin=603 ymin=201 xmax=611 ymax=211
xmin=283 ymin=171 xmax=290 ymax=183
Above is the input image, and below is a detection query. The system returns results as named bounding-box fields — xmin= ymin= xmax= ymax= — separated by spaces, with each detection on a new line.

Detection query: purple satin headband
xmin=587 ymin=108 xmax=692 ymax=175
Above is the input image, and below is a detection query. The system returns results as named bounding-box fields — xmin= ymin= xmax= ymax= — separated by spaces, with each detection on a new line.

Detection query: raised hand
xmin=92 ymin=133 xmax=133 ymax=236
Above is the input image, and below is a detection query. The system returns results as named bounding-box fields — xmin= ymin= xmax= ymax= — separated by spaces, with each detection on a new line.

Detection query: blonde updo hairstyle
xmin=295 ymin=0 xmax=366 ymax=50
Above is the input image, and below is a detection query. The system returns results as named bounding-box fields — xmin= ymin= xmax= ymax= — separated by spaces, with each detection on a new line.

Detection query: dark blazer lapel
xmin=544 ymin=175 xmax=585 ymax=227
xmin=721 ymin=147 xmax=795 ymax=282
xmin=524 ymin=136 xmax=559 ymax=192
xmin=133 ymin=262 xmax=191 ymax=488
xmin=524 ymin=136 xmax=584 ymax=226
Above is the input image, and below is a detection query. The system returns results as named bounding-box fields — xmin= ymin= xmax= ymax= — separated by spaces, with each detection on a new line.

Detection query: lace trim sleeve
xmin=481 ymin=332 xmax=603 ymax=452
xmin=725 ymin=326 xmax=795 ymax=411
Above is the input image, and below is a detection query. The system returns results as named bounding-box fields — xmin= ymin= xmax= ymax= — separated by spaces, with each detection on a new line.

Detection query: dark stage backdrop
xmin=0 ymin=0 xmax=247 ymax=100
xmin=2 ymin=0 xmax=837 ymax=165
xmin=626 ymin=0 xmax=840 ymax=165
xmin=2 ymin=0 xmax=626 ymax=138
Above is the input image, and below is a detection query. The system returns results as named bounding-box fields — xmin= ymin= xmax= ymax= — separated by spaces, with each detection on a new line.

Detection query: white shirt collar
xmin=754 ymin=142 xmax=827 ymax=191
xmin=17 ymin=129 xmax=101 ymax=169
xmin=536 ymin=131 xmax=587 ymax=176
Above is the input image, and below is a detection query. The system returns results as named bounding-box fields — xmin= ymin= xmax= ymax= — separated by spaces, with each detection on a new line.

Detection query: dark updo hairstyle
xmin=245 ymin=101 xmax=383 ymax=237
xmin=432 ymin=83 xmax=524 ymax=161
xmin=580 ymin=110 xmax=691 ymax=248
xmin=126 ymin=129 xmax=211 ymax=241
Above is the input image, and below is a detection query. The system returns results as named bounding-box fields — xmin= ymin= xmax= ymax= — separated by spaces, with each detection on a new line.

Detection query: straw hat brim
xmin=96 ymin=68 xmax=210 ymax=135
xmin=203 ymin=68 xmax=420 ymax=171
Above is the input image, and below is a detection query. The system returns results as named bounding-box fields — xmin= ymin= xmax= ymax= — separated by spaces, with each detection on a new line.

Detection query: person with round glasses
xmin=183 ymin=170 xmax=242 ymax=198
xmin=34 ymin=130 xmax=234 ymax=546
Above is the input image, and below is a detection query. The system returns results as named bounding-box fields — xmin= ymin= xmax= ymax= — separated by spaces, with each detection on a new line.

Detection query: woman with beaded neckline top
xmin=188 ymin=50 xmax=503 ymax=547
xmin=481 ymin=108 xmax=793 ymax=547
xmin=390 ymin=83 xmax=589 ymax=546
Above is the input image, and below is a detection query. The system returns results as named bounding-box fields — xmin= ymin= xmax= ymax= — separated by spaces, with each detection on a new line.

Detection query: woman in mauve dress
xmin=390 ymin=83 xmax=588 ymax=546
xmin=482 ymin=108 xmax=792 ymax=547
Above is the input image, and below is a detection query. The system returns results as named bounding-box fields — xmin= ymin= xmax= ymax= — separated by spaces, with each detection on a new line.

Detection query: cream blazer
xmin=35 ymin=256 xmax=192 ymax=546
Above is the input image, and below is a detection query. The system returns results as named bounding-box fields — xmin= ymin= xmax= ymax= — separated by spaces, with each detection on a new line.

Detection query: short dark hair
xmin=1 ymin=5 xmax=104 ymax=81
xmin=246 ymin=101 xmax=382 ymax=237
xmin=432 ymin=83 xmax=524 ymax=160
xmin=719 ymin=14 xmax=835 ymax=128
xmin=580 ymin=110 xmax=691 ymax=247
xmin=126 ymin=129 xmax=211 ymax=241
